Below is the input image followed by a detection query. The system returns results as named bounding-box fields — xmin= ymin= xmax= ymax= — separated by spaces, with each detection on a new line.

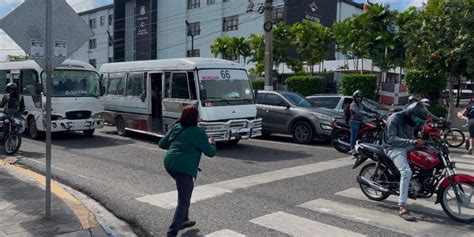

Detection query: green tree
xmin=248 ymin=34 xmax=265 ymax=76
xmin=291 ymin=21 xmax=332 ymax=75
xmin=228 ymin=36 xmax=251 ymax=64
xmin=210 ymin=36 xmax=232 ymax=59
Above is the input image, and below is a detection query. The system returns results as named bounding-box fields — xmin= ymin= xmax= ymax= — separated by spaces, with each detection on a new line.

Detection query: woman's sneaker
xmin=180 ymin=220 xmax=196 ymax=230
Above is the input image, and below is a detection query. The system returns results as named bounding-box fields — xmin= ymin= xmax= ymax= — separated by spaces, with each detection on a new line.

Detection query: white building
xmin=70 ymin=4 xmax=114 ymax=69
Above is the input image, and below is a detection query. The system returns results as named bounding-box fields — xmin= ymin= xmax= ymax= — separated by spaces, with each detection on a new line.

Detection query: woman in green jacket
xmin=159 ymin=105 xmax=216 ymax=237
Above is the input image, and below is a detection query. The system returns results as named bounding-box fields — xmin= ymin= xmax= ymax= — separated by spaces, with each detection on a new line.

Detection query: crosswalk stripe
xmin=249 ymin=211 xmax=366 ymax=237
xmin=461 ymin=154 xmax=473 ymax=159
xmin=335 ymin=188 xmax=446 ymax=218
xmin=136 ymin=157 xmax=353 ymax=209
xmin=455 ymin=158 xmax=474 ymax=165
xmin=205 ymin=229 xmax=245 ymax=237
xmin=456 ymin=163 xmax=473 ymax=171
xmin=299 ymin=199 xmax=473 ymax=237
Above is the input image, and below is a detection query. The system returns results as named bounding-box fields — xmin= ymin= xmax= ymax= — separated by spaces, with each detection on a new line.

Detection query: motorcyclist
xmin=349 ymin=90 xmax=377 ymax=155
xmin=383 ymin=102 xmax=430 ymax=221
xmin=420 ymin=98 xmax=442 ymax=122
xmin=1 ymin=82 xmax=24 ymax=114
xmin=403 ymin=95 xmax=417 ymax=110
xmin=458 ymin=99 xmax=474 ymax=155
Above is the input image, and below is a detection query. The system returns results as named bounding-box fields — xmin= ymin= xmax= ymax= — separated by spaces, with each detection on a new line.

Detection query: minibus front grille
xmin=65 ymin=111 xmax=91 ymax=120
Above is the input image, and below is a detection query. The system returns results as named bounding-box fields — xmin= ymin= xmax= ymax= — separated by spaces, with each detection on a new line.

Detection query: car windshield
xmin=42 ymin=70 xmax=101 ymax=97
xmin=282 ymin=92 xmax=313 ymax=107
xmin=198 ymin=69 xmax=253 ymax=101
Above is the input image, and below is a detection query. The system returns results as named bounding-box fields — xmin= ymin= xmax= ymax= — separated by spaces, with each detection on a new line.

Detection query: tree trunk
xmin=455 ymin=77 xmax=461 ymax=107
xmin=447 ymin=73 xmax=455 ymax=121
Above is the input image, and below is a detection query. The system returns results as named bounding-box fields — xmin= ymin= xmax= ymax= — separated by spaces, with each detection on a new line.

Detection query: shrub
xmin=251 ymin=80 xmax=264 ymax=90
xmin=284 ymin=76 xmax=322 ymax=96
xmin=405 ymin=70 xmax=446 ymax=101
xmin=340 ymin=74 xmax=377 ymax=100
xmin=428 ymin=104 xmax=448 ymax=118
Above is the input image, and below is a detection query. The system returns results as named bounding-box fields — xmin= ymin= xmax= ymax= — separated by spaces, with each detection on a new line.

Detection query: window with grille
xmin=223 ymin=15 xmax=239 ymax=32
xmin=187 ymin=49 xmax=200 ymax=57
xmin=224 ymin=54 xmax=238 ymax=61
xmin=100 ymin=16 xmax=106 ymax=26
xmin=89 ymin=18 xmax=96 ymax=29
xmin=108 ymin=14 xmax=113 ymax=25
xmin=207 ymin=0 xmax=215 ymax=4
xmin=273 ymin=7 xmax=284 ymax=22
xmin=188 ymin=0 xmax=200 ymax=9
xmin=89 ymin=39 xmax=97 ymax=49
xmin=187 ymin=22 xmax=200 ymax=36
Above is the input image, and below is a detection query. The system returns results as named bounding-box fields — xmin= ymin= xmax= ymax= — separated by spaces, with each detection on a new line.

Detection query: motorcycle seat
xmin=358 ymin=143 xmax=388 ymax=159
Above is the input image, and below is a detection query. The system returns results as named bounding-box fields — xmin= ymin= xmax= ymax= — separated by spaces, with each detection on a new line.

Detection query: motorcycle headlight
xmin=92 ymin=112 xmax=105 ymax=119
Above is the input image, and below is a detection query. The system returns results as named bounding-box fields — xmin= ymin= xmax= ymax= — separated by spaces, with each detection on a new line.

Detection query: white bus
xmin=100 ymin=58 xmax=262 ymax=143
xmin=0 ymin=60 xmax=105 ymax=139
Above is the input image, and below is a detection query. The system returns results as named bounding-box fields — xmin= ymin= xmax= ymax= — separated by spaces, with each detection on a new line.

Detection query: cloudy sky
xmin=0 ymin=0 xmax=425 ymax=61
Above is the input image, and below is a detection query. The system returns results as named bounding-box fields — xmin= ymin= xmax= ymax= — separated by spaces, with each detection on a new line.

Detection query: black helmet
xmin=352 ymin=90 xmax=363 ymax=98
xmin=5 ymin=82 xmax=18 ymax=93
xmin=405 ymin=102 xmax=429 ymax=126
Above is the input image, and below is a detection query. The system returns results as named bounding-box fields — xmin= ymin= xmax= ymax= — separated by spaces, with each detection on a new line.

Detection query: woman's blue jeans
xmin=349 ymin=120 xmax=363 ymax=150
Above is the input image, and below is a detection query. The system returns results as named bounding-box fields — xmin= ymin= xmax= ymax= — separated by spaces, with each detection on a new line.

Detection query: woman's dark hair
xmin=179 ymin=105 xmax=199 ymax=127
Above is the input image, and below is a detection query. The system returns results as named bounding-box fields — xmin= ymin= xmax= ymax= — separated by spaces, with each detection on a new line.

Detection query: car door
xmin=265 ymin=93 xmax=292 ymax=132
xmin=255 ymin=93 xmax=272 ymax=130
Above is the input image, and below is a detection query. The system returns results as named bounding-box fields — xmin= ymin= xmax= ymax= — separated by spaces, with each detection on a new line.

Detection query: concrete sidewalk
xmin=0 ymin=158 xmax=109 ymax=237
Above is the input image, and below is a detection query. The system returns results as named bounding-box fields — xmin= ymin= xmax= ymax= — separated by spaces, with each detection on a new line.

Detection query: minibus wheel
xmin=116 ymin=116 xmax=127 ymax=136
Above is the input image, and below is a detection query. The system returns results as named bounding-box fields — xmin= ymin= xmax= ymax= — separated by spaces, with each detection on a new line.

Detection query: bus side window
xmin=107 ymin=73 xmax=125 ymax=96
xmin=126 ymin=72 xmax=144 ymax=97
xmin=20 ymin=69 xmax=39 ymax=95
xmin=0 ymin=70 xmax=9 ymax=90
xmin=164 ymin=72 xmax=171 ymax=98
xmin=171 ymin=73 xmax=190 ymax=99
xmin=187 ymin=72 xmax=197 ymax=100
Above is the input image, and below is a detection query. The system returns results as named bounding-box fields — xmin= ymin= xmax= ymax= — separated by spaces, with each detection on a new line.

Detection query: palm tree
xmin=229 ymin=37 xmax=251 ymax=64
xmin=210 ymin=36 xmax=231 ymax=59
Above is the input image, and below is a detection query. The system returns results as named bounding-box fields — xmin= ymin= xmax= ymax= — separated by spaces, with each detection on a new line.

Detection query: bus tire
xmin=116 ymin=116 xmax=127 ymax=136
xmin=28 ymin=117 xmax=44 ymax=140
xmin=83 ymin=129 xmax=95 ymax=137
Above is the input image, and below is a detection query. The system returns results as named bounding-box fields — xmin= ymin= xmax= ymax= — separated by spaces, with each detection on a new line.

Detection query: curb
xmin=0 ymin=158 xmax=99 ymax=230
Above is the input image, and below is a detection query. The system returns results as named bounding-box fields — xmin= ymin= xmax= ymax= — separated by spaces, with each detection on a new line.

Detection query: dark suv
xmin=256 ymin=91 xmax=341 ymax=144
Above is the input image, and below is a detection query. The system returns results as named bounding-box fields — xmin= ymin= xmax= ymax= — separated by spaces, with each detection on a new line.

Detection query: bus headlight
xmin=92 ymin=112 xmax=105 ymax=119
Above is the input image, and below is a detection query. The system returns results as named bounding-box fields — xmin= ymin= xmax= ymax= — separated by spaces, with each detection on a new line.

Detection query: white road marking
xmin=461 ymin=154 xmax=474 ymax=159
xmin=335 ymin=188 xmax=446 ymax=218
xmin=249 ymin=139 xmax=336 ymax=151
xmin=205 ymin=229 xmax=245 ymax=237
xmin=456 ymin=163 xmax=473 ymax=171
xmin=454 ymin=156 xmax=474 ymax=164
xmin=136 ymin=157 xmax=353 ymax=209
xmin=299 ymin=199 xmax=473 ymax=237
xmin=249 ymin=211 xmax=366 ymax=237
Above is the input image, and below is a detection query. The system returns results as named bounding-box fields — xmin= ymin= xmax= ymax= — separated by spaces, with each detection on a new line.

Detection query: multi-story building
xmin=112 ymin=0 xmax=363 ymax=63
xmin=70 ymin=4 xmax=114 ymax=69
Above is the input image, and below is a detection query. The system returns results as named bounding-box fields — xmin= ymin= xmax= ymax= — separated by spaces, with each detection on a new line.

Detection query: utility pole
xmin=45 ymin=0 xmax=53 ymax=219
xmin=264 ymin=0 xmax=273 ymax=90
xmin=185 ymin=20 xmax=194 ymax=57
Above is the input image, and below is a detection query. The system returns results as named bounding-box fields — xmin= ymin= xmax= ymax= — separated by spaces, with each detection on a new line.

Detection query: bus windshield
xmin=42 ymin=70 xmax=101 ymax=97
xmin=198 ymin=69 xmax=253 ymax=101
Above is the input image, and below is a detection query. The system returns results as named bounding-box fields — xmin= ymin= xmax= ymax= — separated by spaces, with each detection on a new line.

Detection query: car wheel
xmin=28 ymin=117 xmax=44 ymax=140
xmin=292 ymin=121 xmax=313 ymax=144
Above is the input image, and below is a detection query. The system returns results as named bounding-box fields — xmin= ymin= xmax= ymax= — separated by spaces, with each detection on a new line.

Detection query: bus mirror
xmin=35 ymin=84 xmax=43 ymax=94
xmin=199 ymin=88 xmax=207 ymax=100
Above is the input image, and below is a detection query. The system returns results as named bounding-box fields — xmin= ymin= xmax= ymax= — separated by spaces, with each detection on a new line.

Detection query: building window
xmin=89 ymin=39 xmax=97 ymax=49
xmin=188 ymin=0 xmax=200 ymax=9
xmin=224 ymin=54 xmax=238 ymax=61
xmin=223 ymin=15 xmax=239 ymax=32
xmin=108 ymin=57 xmax=112 ymax=63
xmin=100 ymin=16 xmax=106 ymax=27
xmin=89 ymin=18 xmax=96 ymax=29
xmin=187 ymin=22 xmax=200 ymax=36
xmin=89 ymin=59 xmax=96 ymax=68
xmin=207 ymin=0 xmax=215 ymax=4
xmin=273 ymin=7 xmax=284 ymax=22
xmin=108 ymin=14 xmax=113 ymax=26
xmin=187 ymin=49 xmax=200 ymax=57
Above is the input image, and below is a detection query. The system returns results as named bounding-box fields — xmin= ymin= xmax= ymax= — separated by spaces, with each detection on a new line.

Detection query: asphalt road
xmin=15 ymin=126 xmax=474 ymax=237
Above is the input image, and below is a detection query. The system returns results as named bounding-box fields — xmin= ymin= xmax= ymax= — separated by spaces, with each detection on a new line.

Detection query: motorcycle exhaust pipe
xmin=356 ymin=176 xmax=391 ymax=193
xmin=337 ymin=139 xmax=350 ymax=147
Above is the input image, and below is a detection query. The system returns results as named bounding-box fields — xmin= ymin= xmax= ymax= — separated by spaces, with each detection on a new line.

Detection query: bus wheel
xmin=28 ymin=117 xmax=44 ymax=140
xmin=116 ymin=116 xmax=127 ymax=136
xmin=83 ymin=129 xmax=95 ymax=137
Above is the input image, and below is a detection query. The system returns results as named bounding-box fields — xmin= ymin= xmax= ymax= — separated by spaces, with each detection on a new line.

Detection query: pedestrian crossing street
xmin=168 ymin=155 xmax=474 ymax=237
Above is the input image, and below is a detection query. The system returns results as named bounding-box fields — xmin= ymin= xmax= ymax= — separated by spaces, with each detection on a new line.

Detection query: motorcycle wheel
xmin=331 ymin=129 xmax=350 ymax=153
xmin=4 ymin=133 xmax=22 ymax=155
xmin=359 ymin=163 xmax=390 ymax=201
xmin=443 ymin=128 xmax=465 ymax=148
xmin=440 ymin=182 xmax=474 ymax=223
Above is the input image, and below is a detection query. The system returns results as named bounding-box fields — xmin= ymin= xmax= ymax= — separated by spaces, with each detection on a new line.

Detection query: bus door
xmin=161 ymin=71 xmax=198 ymax=132
xmin=148 ymin=72 xmax=163 ymax=133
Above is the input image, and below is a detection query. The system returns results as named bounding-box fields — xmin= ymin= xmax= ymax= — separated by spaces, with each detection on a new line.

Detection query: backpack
xmin=343 ymin=105 xmax=351 ymax=122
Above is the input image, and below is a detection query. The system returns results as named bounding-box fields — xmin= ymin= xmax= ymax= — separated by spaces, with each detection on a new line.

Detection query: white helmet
xmin=421 ymin=98 xmax=430 ymax=107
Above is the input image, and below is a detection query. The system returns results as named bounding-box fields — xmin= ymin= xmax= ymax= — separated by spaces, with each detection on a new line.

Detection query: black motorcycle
xmin=0 ymin=112 xmax=25 ymax=155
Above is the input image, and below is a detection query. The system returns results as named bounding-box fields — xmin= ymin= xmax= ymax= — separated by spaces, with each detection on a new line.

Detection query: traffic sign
xmin=0 ymin=0 xmax=94 ymax=69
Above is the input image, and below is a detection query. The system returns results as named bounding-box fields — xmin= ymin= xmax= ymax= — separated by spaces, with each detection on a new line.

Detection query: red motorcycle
xmin=421 ymin=120 xmax=465 ymax=148
xmin=353 ymin=140 xmax=474 ymax=223
xmin=331 ymin=114 xmax=386 ymax=153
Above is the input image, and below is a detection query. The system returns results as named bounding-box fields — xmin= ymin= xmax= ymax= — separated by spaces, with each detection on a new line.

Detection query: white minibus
xmin=100 ymin=58 xmax=262 ymax=143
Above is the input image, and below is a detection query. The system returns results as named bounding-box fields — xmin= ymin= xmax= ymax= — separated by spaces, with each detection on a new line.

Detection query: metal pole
xmin=45 ymin=0 xmax=53 ymax=219
xmin=264 ymin=0 xmax=273 ymax=91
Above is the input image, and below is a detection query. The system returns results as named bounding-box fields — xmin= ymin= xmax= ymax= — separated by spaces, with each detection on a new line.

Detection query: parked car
xmin=306 ymin=94 xmax=390 ymax=117
xmin=255 ymin=91 xmax=341 ymax=144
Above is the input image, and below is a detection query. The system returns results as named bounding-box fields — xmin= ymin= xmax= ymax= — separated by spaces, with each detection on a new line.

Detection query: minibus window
xmin=21 ymin=70 xmax=39 ymax=95
xmin=164 ymin=72 xmax=171 ymax=98
xmin=0 ymin=70 xmax=9 ymax=89
xmin=107 ymin=73 xmax=125 ymax=95
xmin=126 ymin=72 xmax=144 ymax=97
xmin=171 ymin=73 xmax=189 ymax=99
xmin=187 ymin=72 xmax=197 ymax=100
